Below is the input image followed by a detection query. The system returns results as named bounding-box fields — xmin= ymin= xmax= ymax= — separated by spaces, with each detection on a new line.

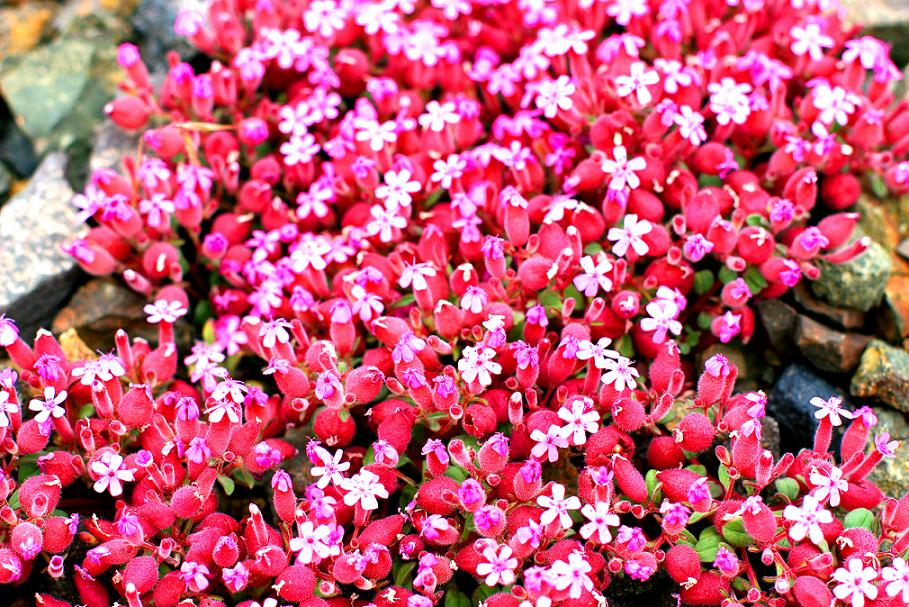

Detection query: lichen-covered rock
xmin=0 ymin=153 xmax=83 ymax=337
xmin=811 ymin=241 xmax=892 ymax=312
xmin=851 ymin=340 xmax=909 ymax=412
xmin=866 ymin=408 xmax=909 ymax=497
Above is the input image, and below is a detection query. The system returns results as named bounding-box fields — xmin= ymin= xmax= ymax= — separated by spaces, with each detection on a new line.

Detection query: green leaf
xmin=775 ymin=477 xmax=800 ymax=500
xmin=743 ymin=266 xmax=768 ymax=294
xmin=688 ymin=510 xmax=710 ymax=524
xmin=695 ymin=527 xmax=721 ymax=562
xmin=745 ymin=214 xmax=770 ymax=228
xmin=194 ymin=300 xmax=213 ymax=325
xmin=645 ymin=469 xmax=660 ymax=500
xmin=584 ymin=242 xmax=604 ymax=255
xmin=538 ymin=289 xmax=560 ymax=309
xmin=694 ymin=270 xmax=715 ymax=295
xmin=696 ymin=312 xmax=713 ymax=330
xmin=393 ymin=560 xmax=417 ymax=589
xmin=7 ymin=490 xmax=19 ymax=510
xmin=231 ymin=466 xmax=256 ymax=490
xmin=718 ymin=464 xmax=732 ymax=491
xmin=445 ymin=589 xmax=472 ymax=607
xmin=472 ymin=584 xmax=498 ymax=604
xmin=722 ymin=518 xmax=753 ymax=548
xmin=217 ymin=474 xmax=235 ymax=496
xmin=444 ymin=465 xmax=469 ymax=483
xmin=844 ymin=508 xmax=875 ymax=530
xmin=717 ymin=266 xmax=737 ymax=284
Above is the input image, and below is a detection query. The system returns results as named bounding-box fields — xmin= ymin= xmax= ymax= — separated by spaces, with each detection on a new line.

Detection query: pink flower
xmin=573 ymin=255 xmax=614 ymax=296
xmin=28 ymin=387 xmax=67 ymax=424
xmin=783 ymin=495 xmax=833 ymax=545
xmin=476 ymin=544 xmax=518 ymax=586
xmin=608 ymin=213 xmax=652 ymax=257
xmin=833 ymin=558 xmax=878 ymax=607
xmin=91 ymin=452 xmax=136 ymax=497
xmin=537 ymin=483 xmax=581 ymax=528
xmin=340 ymin=469 xmax=388 ymax=511
xmin=810 ymin=395 xmax=853 ymax=427
xmin=580 ymin=501 xmax=620 ymax=543
xmin=601 ymin=146 xmax=647 ymax=191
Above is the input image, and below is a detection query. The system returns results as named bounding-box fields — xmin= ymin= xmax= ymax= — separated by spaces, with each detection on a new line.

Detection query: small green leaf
xmin=718 ymin=464 xmax=732 ymax=491
xmin=844 ymin=508 xmax=875 ymax=530
xmin=694 ymin=270 xmax=715 ymax=295
xmin=718 ymin=266 xmax=737 ymax=284
xmin=393 ymin=560 xmax=417 ymax=589
xmin=695 ymin=527 xmax=721 ymax=562
xmin=745 ymin=214 xmax=770 ymax=228
xmin=472 ymin=584 xmax=498 ymax=604
xmin=645 ymin=468 xmax=660 ymax=500
xmin=775 ymin=477 xmax=800 ymax=500
xmin=445 ymin=589 xmax=472 ymax=607
xmin=688 ymin=510 xmax=710 ymax=524
xmin=696 ymin=312 xmax=713 ymax=330
xmin=743 ymin=266 xmax=769 ymax=294
xmin=444 ymin=466 xmax=469 ymax=483
xmin=217 ymin=474 xmax=235 ymax=496
xmin=584 ymin=242 xmax=604 ymax=255
xmin=722 ymin=518 xmax=753 ymax=548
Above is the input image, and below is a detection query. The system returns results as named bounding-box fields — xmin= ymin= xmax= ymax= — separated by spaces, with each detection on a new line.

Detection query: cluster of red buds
xmin=0 ymin=311 xmax=907 ymax=607
xmin=10 ymin=0 xmax=906 ymax=604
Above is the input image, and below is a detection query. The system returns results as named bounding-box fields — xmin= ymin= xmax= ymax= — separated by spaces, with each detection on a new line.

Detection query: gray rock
xmin=0 ymin=37 xmax=94 ymax=140
xmin=851 ymin=340 xmax=909 ymax=413
xmin=131 ymin=0 xmax=205 ymax=72
xmin=898 ymin=239 xmax=909 ymax=262
xmin=0 ymin=153 xmax=84 ymax=337
xmin=792 ymin=282 xmax=865 ymax=330
xmin=89 ymin=119 xmax=140 ymax=174
xmin=866 ymin=408 xmax=909 ymax=498
xmin=811 ymin=241 xmax=892 ymax=312
xmin=768 ymin=364 xmax=849 ymax=453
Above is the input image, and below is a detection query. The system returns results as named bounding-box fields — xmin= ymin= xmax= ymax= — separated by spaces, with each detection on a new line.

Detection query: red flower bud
xmin=105 ymin=96 xmax=151 ymax=131
xmin=313 ymin=408 xmax=356 ymax=447
xmin=416 ymin=476 xmax=459 ymax=515
xmin=674 ymin=413 xmax=715 ymax=452
xmin=665 ymin=544 xmax=700 ymax=583
xmin=793 ymin=575 xmax=835 ymax=607
xmin=123 ymin=556 xmax=158 ymax=595
xmin=613 ymin=456 xmax=647 ymax=503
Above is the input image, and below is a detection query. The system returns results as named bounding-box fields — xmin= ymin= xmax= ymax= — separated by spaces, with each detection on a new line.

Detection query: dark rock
xmin=851 ymin=340 xmax=909 ymax=413
xmin=131 ymin=0 xmax=205 ymax=72
xmin=768 ymin=364 xmax=849 ymax=453
xmin=792 ymin=282 xmax=865 ymax=330
xmin=52 ymin=278 xmax=194 ymax=352
xmin=811 ymin=241 xmax=892 ymax=312
xmin=761 ymin=415 xmax=781 ymax=460
xmin=0 ymin=119 xmax=38 ymax=177
xmin=0 ymin=153 xmax=83 ymax=338
xmin=793 ymin=315 xmax=871 ymax=374
xmin=756 ymin=299 xmax=798 ymax=352
xmin=866 ymin=408 xmax=909 ymax=497
xmin=0 ymin=163 xmax=9 ymax=200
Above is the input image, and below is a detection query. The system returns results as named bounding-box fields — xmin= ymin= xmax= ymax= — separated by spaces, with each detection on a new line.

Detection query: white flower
xmin=398 ymin=261 xmax=436 ymax=291
xmin=573 ymin=255 xmax=613 ymax=296
xmin=530 ymin=424 xmax=569 ymax=462
xmin=673 ymin=105 xmax=707 ymax=146
xmin=458 ymin=346 xmax=502 ymax=387
xmin=601 ymin=356 xmax=639 ymax=392
xmin=0 ymin=391 xmax=19 ymax=428
xmin=639 ymin=299 xmax=682 ymax=344
xmin=557 ymin=398 xmax=600 ymax=446
xmin=377 ymin=169 xmax=421 ymax=211
xmin=205 ymin=398 xmax=241 ymax=424
xmin=808 ymin=465 xmax=848 ymax=507
xmin=534 ymin=76 xmax=576 ymax=119
xmin=91 ymin=452 xmax=136 ymax=497
xmin=783 ymin=494 xmax=833 ymax=546
xmin=550 ymin=550 xmax=594 ymax=599
xmin=476 ymin=544 xmax=518 ymax=587
xmin=708 ymin=77 xmax=753 ymax=126
xmin=790 ymin=22 xmax=834 ymax=61
xmin=601 ymin=146 xmax=646 ymax=191
xmin=608 ymin=214 xmax=652 ymax=258
xmin=812 ymin=82 xmax=859 ymax=126
xmin=419 ymin=100 xmax=459 ymax=132
xmin=576 ymin=337 xmax=619 ymax=369
xmin=882 ymin=557 xmax=909 ymax=604
xmin=289 ymin=521 xmax=333 ymax=564
xmin=810 ymin=396 xmax=853 ymax=427
xmin=354 ymin=118 xmax=397 ymax=152
xmin=310 ymin=447 xmax=351 ymax=489
xmin=580 ymin=501 xmax=620 ymax=544
xmin=614 ymin=62 xmax=659 ymax=106
xmin=365 ymin=205 xmax=407 ymax=243
xmin=537 ymin=483 xmax=581 ymax=528
xmin=144 ymin=299 xmax=188 ymax=324
xmin=28 ymin=387 xmax=67 ymax=424
xmin=833 ymin=558 xmax=878 ymax=607
xmin=340 ymin=469 xmax=389 ymax=511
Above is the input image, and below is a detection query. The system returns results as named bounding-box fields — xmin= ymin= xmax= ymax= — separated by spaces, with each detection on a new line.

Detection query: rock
xmin=811 ymin=241 xmax=892 ymax=312
xmin=792 ymin=282 xmax=865 ymax=330
xmin=696 ymin=342 xmax=761 ymax=391
xmin=880 ymin=273 xmax=909 ymax=341
xmin=131 ymin=0 xmax=205 ymax=72
xmin=898 ymin=239 xmax=909 ymax=262
xmin=52 ymin=278 xmax=194 ymax=351
xmin=0 ymin=163 xmax=9 ymax=200
xmin=761 ymin=415 xmax=781 ymax=460
xmin=0 ymin=1 xmax=55 ymax=60
xmin=0 ymin=37 xmax=95 ymax=140
xmin=866 ymin=408 xmax=909 ymax=498
xmin=0 ymin=153 xmax=83 ymax=338
xmin=88 ymin=119 xmax=140 ymax=173
xmin=756 ymin=299 xmax=798 ymax=352
xmin=768 ymin=364 xmax=849 ymax=453
xmin=0 ymin=118 xmax=38 ymax=177
xmin=851 ymin=340 xmax=909 ymax=413
xmin=793 ymin=315 xmax=871 ymax=374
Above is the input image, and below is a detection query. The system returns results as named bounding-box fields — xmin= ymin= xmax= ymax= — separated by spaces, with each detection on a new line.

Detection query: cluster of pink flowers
xmin=0 ymin=0 xmax=904 ymax=604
